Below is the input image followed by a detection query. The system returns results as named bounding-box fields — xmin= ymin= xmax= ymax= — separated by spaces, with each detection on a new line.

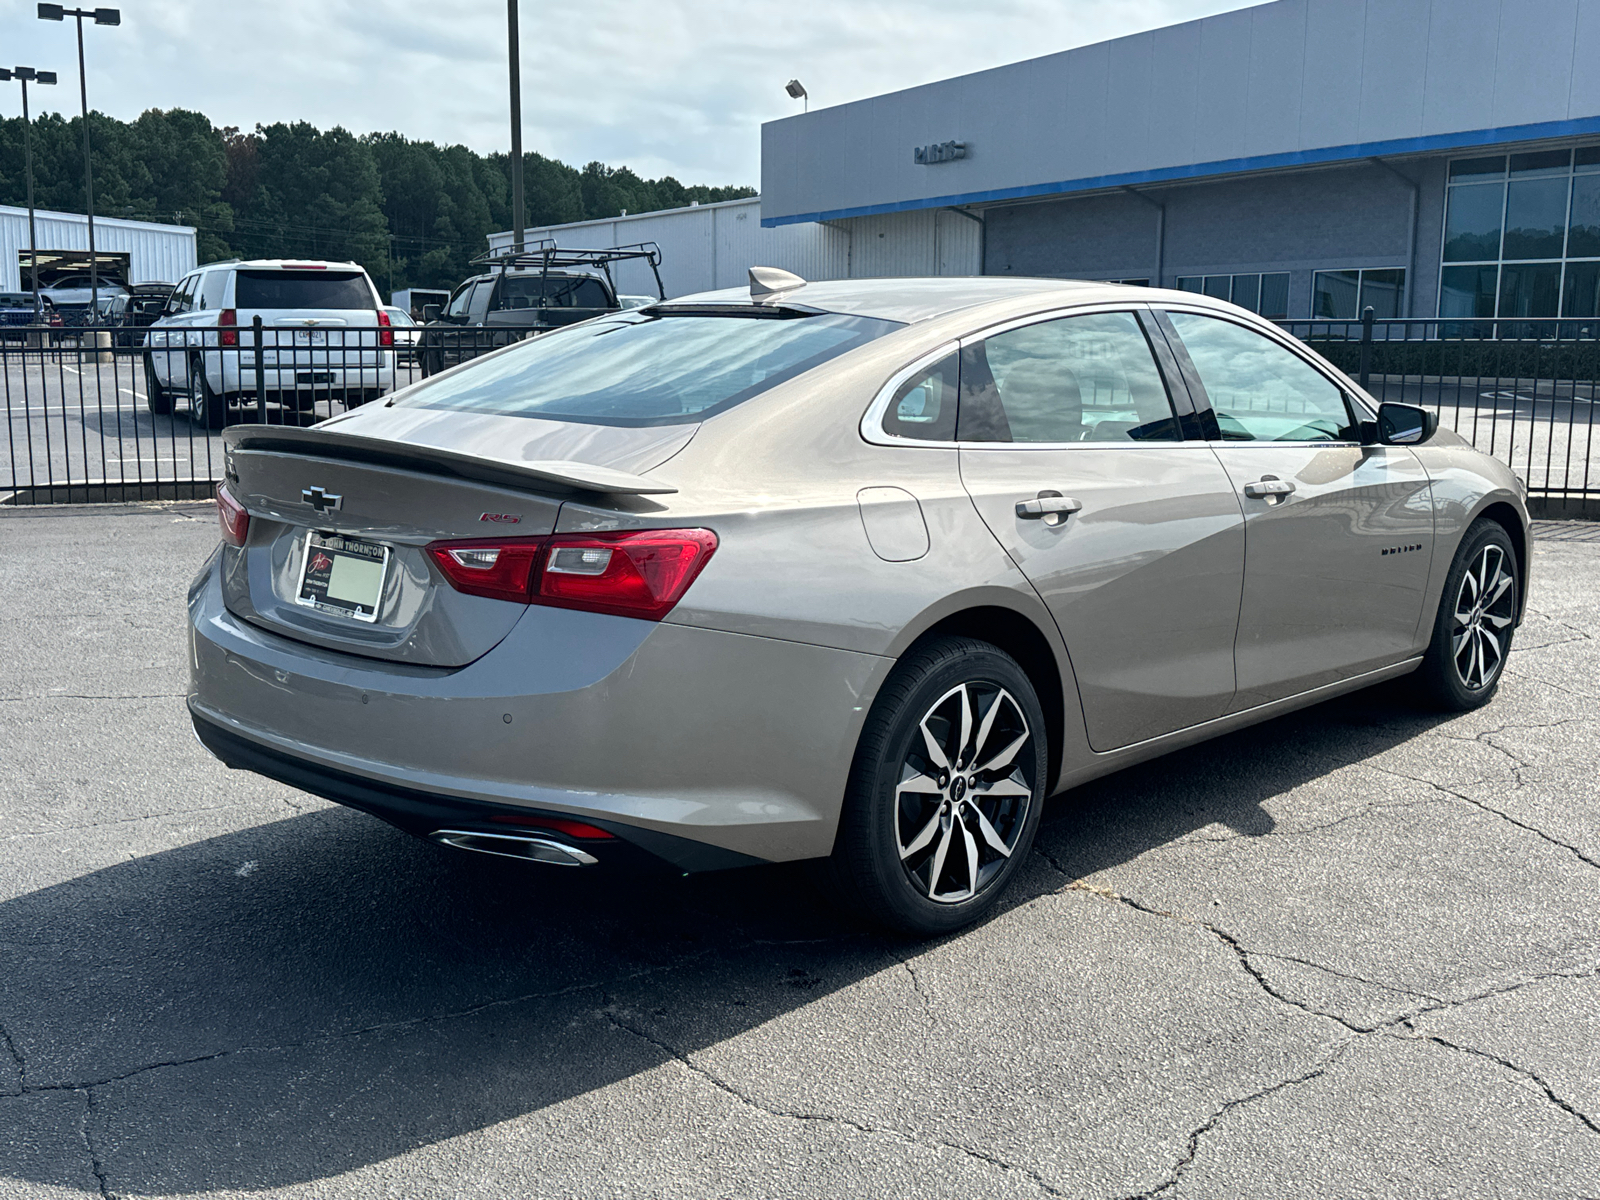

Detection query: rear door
xmin=1157 ymin=308 xmax=1434 ymax=709
xmin=956 ymin=306 xmax=1246 ymax=752
xmin=233 ymin=267 xmax=381 ymax=396
xmin=147 ymin=274 xmax=197 ymax=388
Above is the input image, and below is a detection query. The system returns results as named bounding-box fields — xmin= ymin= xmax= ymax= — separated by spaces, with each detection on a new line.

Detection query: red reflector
xmin=218 ymin=308 xmax=238 ymax=347
xmin=487 ymin=814 xmax=616 ymax=839
xmin=216 ymin=484 xmax=249 ymax=547
xmin=535 ymin=530 xmax=718 ymax=621
xmin=424 ymin=537 xmax=544 ymax=603
xmin=376 ymin=307 xmax=394 ymax=347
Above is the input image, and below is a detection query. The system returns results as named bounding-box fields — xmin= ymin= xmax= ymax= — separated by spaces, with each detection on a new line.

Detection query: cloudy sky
xmin=2 ymin=1 xmax=1250 ymax=186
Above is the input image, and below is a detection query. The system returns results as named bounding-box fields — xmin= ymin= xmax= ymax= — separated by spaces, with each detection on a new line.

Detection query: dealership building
xmin=509 ymin=0 xmax=1600 ymax=324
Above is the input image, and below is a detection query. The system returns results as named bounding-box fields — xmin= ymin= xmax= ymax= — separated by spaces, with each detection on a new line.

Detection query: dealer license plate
xmin=295 ymin=532 xmax=390 ymax=622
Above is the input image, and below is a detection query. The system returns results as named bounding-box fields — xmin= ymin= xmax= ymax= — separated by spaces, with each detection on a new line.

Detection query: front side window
xmin=393 ymin=309 xmax=902 ymax=426
xmin=497 ymin=274 xmax=611 ymax=311
xmin=1166 ymin=311 xmax=1355 ymax=443
xmin=958 ymin=311 xmax=1181 ymax=444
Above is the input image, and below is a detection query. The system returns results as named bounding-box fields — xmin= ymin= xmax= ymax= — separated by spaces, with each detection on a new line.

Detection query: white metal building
xmin=0 ymin=206 xmax=197 ymax=292
xmin=488 ymin=195 xmax=981 ymax=298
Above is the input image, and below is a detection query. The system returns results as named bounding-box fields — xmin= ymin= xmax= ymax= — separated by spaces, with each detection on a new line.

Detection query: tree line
xmin=0 ymin=107 xmax=755 ymax=294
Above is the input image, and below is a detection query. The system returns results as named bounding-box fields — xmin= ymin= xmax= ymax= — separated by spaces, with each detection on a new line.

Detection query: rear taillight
xmin=218 ymin=307 xmax=238 ymax=346
xmin=376 ymin=308 xmax=394 ymax=347
xmin=536 ymin=531 xmax=718 ymax=620
xmin=426 ymin=538 xmax=546 ymax=604
xmin=424 ymin=529 xmax=717 ymax=620
xmin=217 ymin=484 xmax=249 ymax=547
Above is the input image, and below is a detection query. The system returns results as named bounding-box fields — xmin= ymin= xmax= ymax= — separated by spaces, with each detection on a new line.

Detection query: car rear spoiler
xmin=223 ymin=425 xmax=677 ymax=496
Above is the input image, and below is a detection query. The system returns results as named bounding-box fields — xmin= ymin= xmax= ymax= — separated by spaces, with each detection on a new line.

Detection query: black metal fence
xmin=2 ymin=314 xmax=1598 ymax=514
xmin=0 ymin=321 xmax=512 ymax=504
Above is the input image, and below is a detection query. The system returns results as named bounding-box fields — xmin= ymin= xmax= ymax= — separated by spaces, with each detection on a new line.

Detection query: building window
xmin=1175 ymin=273 xmax=1289 ymax=319
xmin=1098 ymin=278 xmax=1150 ymax=286
xmin=1440 ymin=146 xmax=1600 ymax=319
xmin=1311 ymin=268 xmax=1407 ymax=319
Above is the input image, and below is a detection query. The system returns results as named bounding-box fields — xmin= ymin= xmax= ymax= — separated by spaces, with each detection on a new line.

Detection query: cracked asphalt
xmin=1 ymin=502 xmax=1597 ymax=1199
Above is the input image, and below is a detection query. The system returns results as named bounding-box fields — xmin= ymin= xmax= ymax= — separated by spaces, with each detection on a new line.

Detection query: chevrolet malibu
xmin=188 ymin=273 xmax=1528 ymax=935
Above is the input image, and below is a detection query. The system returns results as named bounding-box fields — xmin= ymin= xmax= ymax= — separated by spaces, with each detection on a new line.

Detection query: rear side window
xmin=234 ymin=270 xmax=374 ymax=310
xmin=395 ymin=310 xmax=903 ymax=426
xmin=883 ymin=353 xmax=959 ymax=440
xmin=959 ymin=312 xmax=1181 ymax=443
xmin=497 ymin=275 xmax=611 ymax=310
xmin=199 ymin=272 xmax=228 ymax=310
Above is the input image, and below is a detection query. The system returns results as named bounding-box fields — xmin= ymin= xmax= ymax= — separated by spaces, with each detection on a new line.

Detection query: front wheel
xmin=829 ymin=637 xmax=1048 ymax=936
xmin=1414 ymin=519 xmax=1520 ymax=711
xmin=142 ymin=354 xmax=173 ymax=416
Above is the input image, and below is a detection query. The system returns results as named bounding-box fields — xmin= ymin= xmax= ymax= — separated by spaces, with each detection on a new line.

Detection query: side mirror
xmin=1376 ymin=402 xmax=1437 ymax=446
xmin=421 ymin=304 xmax=441 ymax=322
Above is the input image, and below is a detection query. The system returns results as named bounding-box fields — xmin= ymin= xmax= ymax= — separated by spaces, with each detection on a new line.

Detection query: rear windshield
xmin=235 ymin=270 xmax=373 ymax=310
xmin=394 ymin=309 xmax=902 ymax=426
xmin=498 ymin=274 xmax=611 ymax=311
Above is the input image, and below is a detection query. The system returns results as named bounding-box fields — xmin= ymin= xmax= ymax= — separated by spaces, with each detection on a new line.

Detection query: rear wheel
xmin=142 ymin=354 xmax=173 ymax=416
xmin=1414 ymin=519 xmax=1519 ymax=711
xmin=186 ymin=354 xmax=228 ymax=430
xmin=829 ymin=637 xmax=1047 ymax=936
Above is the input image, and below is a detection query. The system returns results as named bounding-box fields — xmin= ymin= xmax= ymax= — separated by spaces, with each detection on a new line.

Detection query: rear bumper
xmin=191 ymin=711 xmax=756 ymax=872
xmin=187 ymin=554 xmax=885 ymax=865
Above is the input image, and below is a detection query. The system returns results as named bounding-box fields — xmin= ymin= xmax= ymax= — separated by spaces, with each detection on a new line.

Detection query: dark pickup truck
xmin=419 ymin=242 xmax=665 ymax=375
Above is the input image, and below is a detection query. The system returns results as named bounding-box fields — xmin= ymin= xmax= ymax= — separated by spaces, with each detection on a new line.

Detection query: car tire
xmin=829 ymin=636 xmax=1048 ymax=936
xmin=1413 ymin=518 xmax=1519 ymax=711
xmin=187 ymin=354 xmax=228 ymax=430
xmin=142 ymin=354 xmax=173 ymax=416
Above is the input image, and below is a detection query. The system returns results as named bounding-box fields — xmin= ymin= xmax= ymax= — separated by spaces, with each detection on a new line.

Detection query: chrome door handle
xmin=1015 ymin=492 xmax=1083 ymax=521
xmin=1242 ymin=478 xmax=1296 ymax=499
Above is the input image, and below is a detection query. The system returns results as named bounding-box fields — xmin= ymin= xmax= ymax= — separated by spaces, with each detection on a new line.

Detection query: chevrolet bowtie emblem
xmin=302 ymin=486 xmax=342 ymax=513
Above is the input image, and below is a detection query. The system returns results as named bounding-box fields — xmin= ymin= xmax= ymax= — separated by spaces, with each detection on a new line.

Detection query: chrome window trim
xmin=861 ymin=301 xmax=1192 ymax=451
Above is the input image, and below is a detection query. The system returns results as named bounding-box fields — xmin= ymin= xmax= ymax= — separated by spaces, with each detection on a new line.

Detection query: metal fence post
xmin=253 ymin=315 xmax=265 ymax=418
xmin=1359 ymin=305 xmax=1374 ymax=391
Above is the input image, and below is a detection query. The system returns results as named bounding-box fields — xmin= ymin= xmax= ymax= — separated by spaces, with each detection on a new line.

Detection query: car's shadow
xmin=0 ymin=682 xmax=1443 ymax=1193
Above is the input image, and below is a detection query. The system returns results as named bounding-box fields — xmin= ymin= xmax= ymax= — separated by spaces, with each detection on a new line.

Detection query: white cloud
xmin=1 ymin=0 xmax=1254 ymax=185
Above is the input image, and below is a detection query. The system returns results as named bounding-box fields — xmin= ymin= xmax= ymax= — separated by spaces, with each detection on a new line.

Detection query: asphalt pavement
xmin=1 ymin=503 xmax=1597 ymax=1198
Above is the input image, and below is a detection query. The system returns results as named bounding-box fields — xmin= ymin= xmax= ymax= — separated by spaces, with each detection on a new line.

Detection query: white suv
xmin=144 ymin=259 xmax=396 ymax=428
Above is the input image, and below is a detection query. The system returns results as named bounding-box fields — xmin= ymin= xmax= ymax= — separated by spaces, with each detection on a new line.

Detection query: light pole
xmin=785 ymin=79 xmax=808 ymax=113
xmin=38 ymin=5 xmax=120 ymax=321
xmin=0 ymin=67 xmax=59 ymax=321
xmin=507 ymin=0 xmax=524 ymax=254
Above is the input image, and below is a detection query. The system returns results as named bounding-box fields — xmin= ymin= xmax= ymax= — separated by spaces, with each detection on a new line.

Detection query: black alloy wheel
xmin=830 ymin=636 xmax=1047 ymax=935
xmin=1416 ymin=518 xmax=1519 ymax=711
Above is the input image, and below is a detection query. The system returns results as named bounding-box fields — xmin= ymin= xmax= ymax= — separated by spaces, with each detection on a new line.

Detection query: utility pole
xmin=1 ymin=67 xmax=58 ymax=321
xmin=38 ymin=5 xmax=121 ymax=320
xmin=508 ymin=0 xmax=525 ymax=253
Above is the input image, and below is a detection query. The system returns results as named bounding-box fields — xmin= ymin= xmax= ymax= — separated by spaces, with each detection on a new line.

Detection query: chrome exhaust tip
xmin=428 ymin=829 xmax=598 ymax=867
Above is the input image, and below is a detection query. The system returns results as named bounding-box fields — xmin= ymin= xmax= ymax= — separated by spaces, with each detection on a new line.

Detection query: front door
xmin=956 ymin=308 xmax=1246 ymax=752
xmin=1159 ymin=309 xmax=1435 ymax=709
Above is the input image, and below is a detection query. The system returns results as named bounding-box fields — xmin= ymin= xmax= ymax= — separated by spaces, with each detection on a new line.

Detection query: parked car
xmin=144 ymin=259 xmax=395 ymax=428
xmin=0 ymin=292 xmax=60 ymax=340
xmin=190 ymin=272 xmax=1528 ymax=936
xmin=105 ymin=282 xmax=174 ymax=347
xmin=381 ymin=305 xmax=420 ymax=365
xmin=39 ymin=274 xmax=129 ymax=324
xmin=418 ymin=242 xmax=663 ymax=375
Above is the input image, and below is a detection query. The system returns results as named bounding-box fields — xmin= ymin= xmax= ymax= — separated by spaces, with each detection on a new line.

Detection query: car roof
xmin=666 ymin=276 xmax=1164 ymax=324
xmin=200 ymin=259 xmax=366 ymax=272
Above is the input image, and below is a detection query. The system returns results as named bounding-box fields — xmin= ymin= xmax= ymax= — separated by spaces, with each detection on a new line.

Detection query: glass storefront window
xmin=1441 ymin=145 xmax=1600 ymax=321
xmin=1439 ymin=266 xmax=1498 ymax=318
xmin=1173 ymin=273 xmax=1289 ymax=319
xmin=1312 ymin=268 xmax=1406 ymax=319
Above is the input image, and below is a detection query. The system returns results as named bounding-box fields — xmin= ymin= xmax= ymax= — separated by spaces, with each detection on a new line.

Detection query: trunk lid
xmin=219 ymin=417 xmax=688 ymax=667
